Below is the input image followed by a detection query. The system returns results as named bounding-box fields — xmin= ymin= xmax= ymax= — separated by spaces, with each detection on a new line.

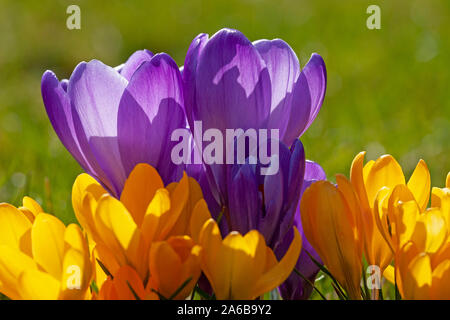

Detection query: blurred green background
xmin=0 ymin=0 xmax=448 ymax=228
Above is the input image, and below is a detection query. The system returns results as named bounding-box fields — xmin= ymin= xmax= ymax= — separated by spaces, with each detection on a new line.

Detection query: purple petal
xmin=227 ymin=164 xmax=259 ymax=233
xmin=117 ymin=53 xmax=186 ymax=184
xmin=41 ymin=71 xmax=91 ymax=172
xmin=304 ymin=160 xmax=326 ymax=182
xmin=119 ymin=49 xmax=154 ymax=81
xmin=253 ymin=39 xmax=301 ymax=142
xmin=68 ymin=60 xmax=128 ymax=196
xmin=193 ymin=28 xmax=271 ymax=133
xmin=183 ymin=33 xmax=209 ymax=128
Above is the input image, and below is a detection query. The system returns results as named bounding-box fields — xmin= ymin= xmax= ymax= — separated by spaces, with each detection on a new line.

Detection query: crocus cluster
xmin=301 ymin=152 xmax=450 ymax=300
xmin=0 ymin=28 xmax=327 ymax=300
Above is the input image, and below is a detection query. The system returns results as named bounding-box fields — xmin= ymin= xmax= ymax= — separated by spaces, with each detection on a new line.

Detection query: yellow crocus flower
xmin=0 ymin=200 xmax=92 ymax=300
xmin=72 ymin=163 xmax=209 ymax=289
xmin=351 ymin=152 xmax=431 ymax=271
xmin=198 ymin=219 xmax=302 ymax=300
xmin=301 ymin=176 xmax=363 ymax=299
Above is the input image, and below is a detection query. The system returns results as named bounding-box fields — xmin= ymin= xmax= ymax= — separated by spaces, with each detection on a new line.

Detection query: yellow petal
xmin=412 ymin=208 xmax=446 ymax=253
xmin=72 ymin=173 xmax=106 ymax=240
xmin=120 ymin=163 xmax=163 ymax=227
xmin=140 ymin=188 xmax=171 ymax=244
xmin=405 ymin=253 xmax=432 ymax=299
xmin=407 ymin=160 xmax=431 ymax=212
xmin=0 ymin=245 xmax=37 ymax=299
xmin=365 ymin=155 xmax=405 ymax=206
xmin=222 ymin=230 xmax=267 ymax=299
xmin=383 ymin=265 xmax=395 ymax=284
xmin=19 ymin=269 xmax=61 ymax=300
xmin=158 ymin=173 xmax=190 ymax=239
xmin=447 ymin=172 xmax=450 ymax=188
xmin=95 ymin=195 xmax=143 ymax=277
xmin=198 ymin=219 xmax=231 ymax=299
xmin=253 ymin=227 xmax=302 ymax=299
xmin=22 ymin=196 xmax=43 ymax=216
xmin=31 ymin=213 xmax=66 ymax=278
xmin=60 ymin=224 xmax=92 ymax=299
xmin=0 ymin=203 xmax=32 ymax=251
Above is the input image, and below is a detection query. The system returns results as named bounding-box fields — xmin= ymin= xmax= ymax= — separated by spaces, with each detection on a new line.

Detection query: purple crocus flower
xmin=276 ymin=161 xmax=326 ymax=300
xmin=183 ymin=28 xmax=326 ymax=147
xmin=41 ymin=50 xmax=186 ymax=197
xmin=182 ymin=28 xmax=326 ymax=242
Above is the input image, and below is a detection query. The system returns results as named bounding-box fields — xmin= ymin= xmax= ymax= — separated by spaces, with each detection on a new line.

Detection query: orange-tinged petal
xmin=365 ymin=155 xmax=405 ymax=207
xmin=169 ymin=177 xmax=204 ymax=237
xmin=19 ymin=269 xmax=61 ymax=300
xmin=350 ymin=151 xmax=370 ymax=211
xmin=252 ymin=227 xmax=302 ymax=299
xmin=99 ymin=265 xmax=146 ymax=300
xmin=31 ymin=213 xmax=66 ymax=279
xmin=149 ymin=240 xmax=182 ymax=298
xmin=431 ymin=259 xmax=450 ymax=299
xmin=120 ymin=163 xmax=164 ymax=227
xmin=300 ymin=180 xmax=362 ymax=299
xmin=189 ymin=200 xmax=212 ymax=243
xmin=447 ymin=172 xmax=450 ymax=188
xmin=407 ymin=160 xmax=431 ymax=212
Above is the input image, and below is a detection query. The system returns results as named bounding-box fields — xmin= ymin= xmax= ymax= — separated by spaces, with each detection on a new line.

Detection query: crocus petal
xmin=183 ymin=33 xmax=209 ymax=128
xmin=41 ymin=71 xmax=91 ymax=173
xmin=407 ymin=159 xmax=431 ymax=212
xmin=117 ymin=53 xmax=186 ymax=184
xmin=227 ymin=164 xmax=259 ymax=233
xmin=31 ymin=213 xmax=66 ymax=279
xmin=189 ymin=200 xmax=212 ymax=243
xmin=95 ymin=195 xmax=143 ymax=276
xmin=19 ymin=269 xmax=61 ymax=300
xmin=0 ymin=203 xmax=32 ymax=250
xmin=120 ymin=163 xmax=164 ymax=227
xmin=283 ymin=53 xmax=326 ymax=144
xmin=193 ymin=28 xmax=271 ymax=133
xmin=0 ymin=245 xmax=37 ymax=299
xmin=365 ymin=155 xmax=406 ymax=206
xmin=253 ymin=226 xmax=302 ymax=298
xmin=119 ymin=49 xmax=154 ymax=81
xmin=68 ymin=60 xmax=128 ymax=196
xmin=254 ymin=39 xmax=300 ymax=142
